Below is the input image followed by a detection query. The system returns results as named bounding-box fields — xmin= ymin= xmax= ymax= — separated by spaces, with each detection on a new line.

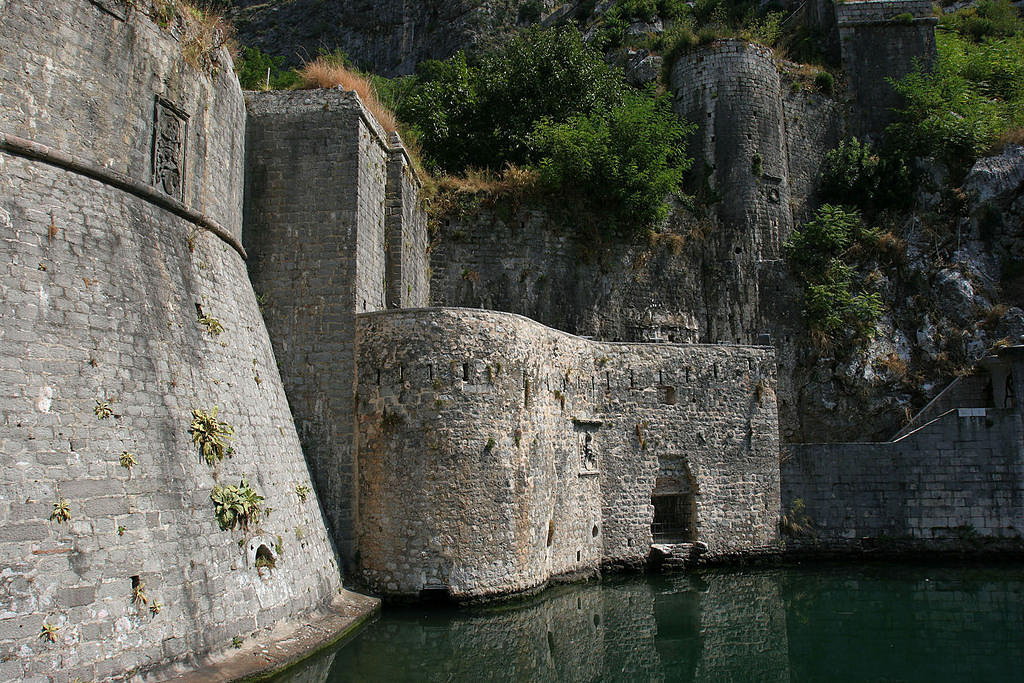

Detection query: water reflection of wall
xmin=692 ymin=572 xmax=791 ymax=682
xmin=291 ymin=573 xmax=802 ymax=682
xmin=283 ymin=567 xmax=1024 ymax=682
xmin=331 ymin=585 xmax=607 ymax=680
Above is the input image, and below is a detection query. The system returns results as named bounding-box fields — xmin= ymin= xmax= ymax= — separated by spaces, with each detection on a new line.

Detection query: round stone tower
xmin=0 ymin=1 xmax=340 ymax=679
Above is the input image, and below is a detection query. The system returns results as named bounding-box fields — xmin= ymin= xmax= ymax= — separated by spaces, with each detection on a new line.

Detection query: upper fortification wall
xmin=355 ymin=308 xmax=780 ymax=600
xmin=0 ymin=0 xmax=245 ymax=239
xmin=0 ymin=2 xmax=341 ymax=680
xmin=836 ymin=0 xmax=938 ymax=136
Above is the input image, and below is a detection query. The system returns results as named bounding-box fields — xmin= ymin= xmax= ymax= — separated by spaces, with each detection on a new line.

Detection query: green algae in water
xmin=272 ymin=564 xmax=1024 ymax=682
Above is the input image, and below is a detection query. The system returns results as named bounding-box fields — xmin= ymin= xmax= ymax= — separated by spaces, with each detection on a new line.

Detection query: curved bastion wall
xmin=0 ymin=1 xmax=341 ymax=680
xmin=355 ymin=308 xmax=781 ymax=600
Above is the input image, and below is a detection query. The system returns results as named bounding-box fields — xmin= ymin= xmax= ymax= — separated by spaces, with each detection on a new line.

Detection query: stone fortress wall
xmin=243 ymin=89 xmax=427 ymax=572
xmin=836 ymin=0 xmax=938 ymax=135
xmin=783 ymin=348 xmax=1024 ymax=541
xmin=428 ymin=37 xmax=840 ymax=442
xmin=0 ymin=1 xmax=341 ymax=680
xmin=354 ymin=308 xmax=780 ymax=599
xmin=0 ymin=0 xmax=994 ymax=677
xmin=429 ymin=4 xmax=938 ymax=442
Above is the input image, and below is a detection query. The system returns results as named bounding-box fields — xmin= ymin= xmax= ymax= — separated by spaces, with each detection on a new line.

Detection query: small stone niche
xmin=245 ymin=535 xmax=278 ymax=570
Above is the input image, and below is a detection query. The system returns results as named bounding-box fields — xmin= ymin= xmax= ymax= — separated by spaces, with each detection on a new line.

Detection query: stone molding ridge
xmin=0 ymin=130 xmax=247 ymax=259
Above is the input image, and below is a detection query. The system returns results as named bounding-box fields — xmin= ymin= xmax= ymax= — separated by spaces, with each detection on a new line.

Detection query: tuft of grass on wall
xmin=296 ymin=56 xmax=399 ymax=133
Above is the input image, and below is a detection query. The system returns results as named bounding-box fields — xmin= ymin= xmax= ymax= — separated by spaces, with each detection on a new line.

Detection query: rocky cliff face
xmin=227 ymin=0 xmax=538 ymax=74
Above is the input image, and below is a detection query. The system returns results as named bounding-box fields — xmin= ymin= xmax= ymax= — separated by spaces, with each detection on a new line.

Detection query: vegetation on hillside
xmin=785 ymin=205 xmax=888 ymax=351
xmin=394 ymin=26 xmax=693 ymax=235
xmin=889 ymin=0 xmax=1024 ymax=174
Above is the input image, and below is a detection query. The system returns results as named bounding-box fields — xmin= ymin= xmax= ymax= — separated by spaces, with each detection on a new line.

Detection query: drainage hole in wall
xmin=576 ymin=550 xmax=581 ymax=562
xmin=254 ymin=544 xmax=275 ymax=569
xmin=592 ymin=524 xmax=599 ymax=538
xmin=547 ymin=520 xmax=555 ymax=547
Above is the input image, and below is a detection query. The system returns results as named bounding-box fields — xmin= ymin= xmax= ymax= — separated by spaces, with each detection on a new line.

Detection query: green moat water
xmin=275 ymin=564 xmax=1024 ymax=682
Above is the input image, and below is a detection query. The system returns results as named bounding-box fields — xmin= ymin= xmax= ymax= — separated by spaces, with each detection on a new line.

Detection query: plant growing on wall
xmin=50 ymin=499 xmax=71 ymax=524
xmin=149 ymin=600 xmax=163 ymax=615
xmin=132 ymin=581 xmax=148 ymax=607
xmin=39 ymin=621 xmax=60 ymax=643
xmin=785 ymin=205 xmax=885 ymax=350
xmin=210 ymin=479 xmax=265 ymax=531
xmin=119 ymin=451 xmax=137 ymax=469
xmin=197 ymin=314 xmax=225 ymax=336
xmin=189 ymin=407 xmax=234 ymax=465
xmin=780 ymin=498 xmax=815 ymax=537
xmin=295 ymin=484 xmax=311 ymax=502
xmin=94 ymin=399 xmax=114 ymax=419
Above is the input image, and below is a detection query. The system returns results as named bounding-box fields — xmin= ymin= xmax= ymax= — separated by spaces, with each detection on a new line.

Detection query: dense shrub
xmin=820 ymin=138 xmax=912 ymax=213
xmin=889 ymin=1 xmax=1024 ymax=172
xmin=234 ymin=46 xmax=299 ymax=90
xmin=786 ymin=205 xmax=884 ymax=348
xmin=533 ymin=90 xmax=694 ymax=232
xmin=399 ymin=27 xmax=624 ymax=172
xmin=398 ymin=26 xmax=693 ymax=235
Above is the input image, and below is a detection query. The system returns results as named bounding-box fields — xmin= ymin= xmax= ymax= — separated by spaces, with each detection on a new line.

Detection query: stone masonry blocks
xmin=355 ymin=308 xmax=780 ymax=600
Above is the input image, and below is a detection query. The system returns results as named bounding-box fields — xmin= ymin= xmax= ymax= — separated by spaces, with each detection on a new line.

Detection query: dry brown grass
xmin=144 ymin=0 xmax=235 ymax=75
xmin=296 ymin=57 xmax=398 ymax=133
xmin=875 ymin=352 xmax=909 ymax=379
xmin=987 ymin=127 xmax=1024 ymax=155
xmin=982 ymin=303 xmax=1010 ymax=330
xmin=433 ymin=165 xmax=540 ymax=197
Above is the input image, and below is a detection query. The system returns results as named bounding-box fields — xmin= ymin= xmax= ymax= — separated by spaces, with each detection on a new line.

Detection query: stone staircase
xmin=649 ymin=542 xmax=708 ymax=571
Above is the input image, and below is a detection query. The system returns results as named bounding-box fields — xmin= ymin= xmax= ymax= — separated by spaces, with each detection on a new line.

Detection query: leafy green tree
xmin=397 ymin=25 xmax=694 ymax=234
xmin=234 ymin=46 xmax=299 ymax=90
xmin=398 ymin=26 xmax=623 ymax=172
xmin=533 ymin=91 xmax=694 ymax=232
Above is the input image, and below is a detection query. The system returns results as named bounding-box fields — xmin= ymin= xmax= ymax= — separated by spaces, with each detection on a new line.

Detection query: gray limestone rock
xmin=964 ymin=144 xmax=1024 ymax=205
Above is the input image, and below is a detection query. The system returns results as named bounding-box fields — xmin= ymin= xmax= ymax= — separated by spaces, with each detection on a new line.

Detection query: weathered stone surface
xmin=244 ymin=89 xmax=427 ymax=571
xmin=964 ymin=144 xmax=1024 ymax=205
xmin=0 ymin=2 xmax=340 ymax=679
xmin=227 ymin=0 xmax=536 ymax=75
xmin=355 ymin=308 xmax=781 ymax=599
xmin=783 ymin=348 xmax=1024 ymax=542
